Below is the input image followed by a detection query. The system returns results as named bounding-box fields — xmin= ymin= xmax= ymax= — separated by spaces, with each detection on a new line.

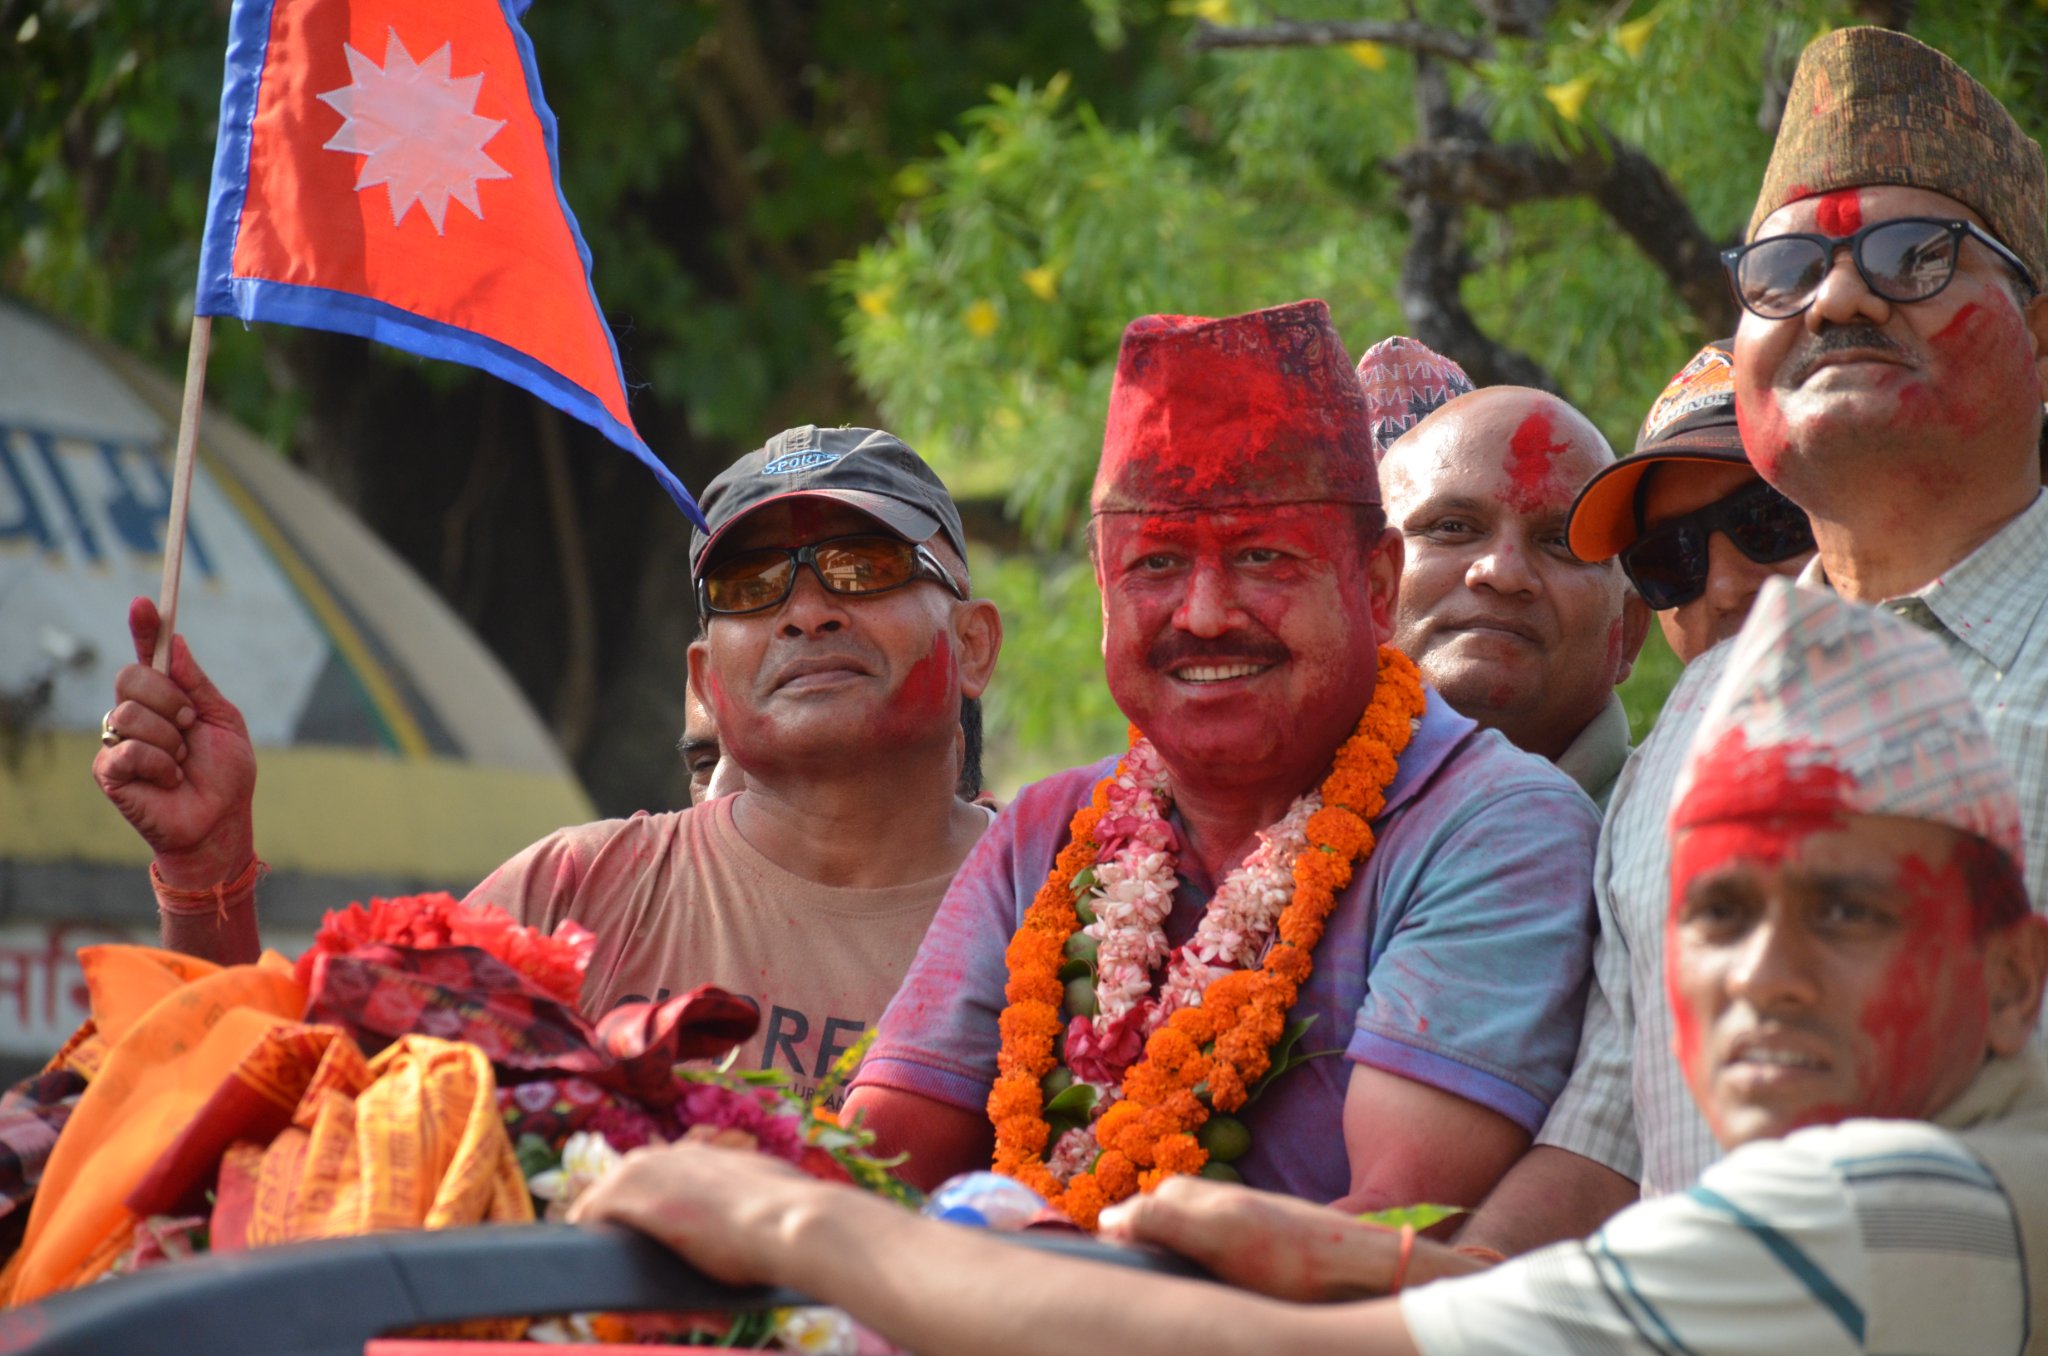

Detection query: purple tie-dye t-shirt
xmin=854 ymin=689 xmax=1601 ymax=1203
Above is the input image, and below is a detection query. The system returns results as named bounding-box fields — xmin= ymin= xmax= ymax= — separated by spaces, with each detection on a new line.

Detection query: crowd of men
xmin=90 ymin=24 xmax=2048 ymax=1355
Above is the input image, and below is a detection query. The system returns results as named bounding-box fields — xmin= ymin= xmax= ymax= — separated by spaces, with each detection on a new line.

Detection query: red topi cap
xmin=1092 ymin=299 xmax=1379 ymax=514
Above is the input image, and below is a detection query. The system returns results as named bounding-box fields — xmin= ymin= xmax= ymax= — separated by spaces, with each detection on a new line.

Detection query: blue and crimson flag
xmin=194 ymin=0 xmax=703 ymax=526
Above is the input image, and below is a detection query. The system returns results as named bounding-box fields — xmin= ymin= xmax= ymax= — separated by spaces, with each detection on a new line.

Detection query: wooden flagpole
xmin=152 ymin=313 xmax=215 ymax=673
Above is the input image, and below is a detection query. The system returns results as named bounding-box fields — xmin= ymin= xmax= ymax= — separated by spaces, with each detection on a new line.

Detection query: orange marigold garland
xmin=988 ymin=646 xmax=1427 ymax=1227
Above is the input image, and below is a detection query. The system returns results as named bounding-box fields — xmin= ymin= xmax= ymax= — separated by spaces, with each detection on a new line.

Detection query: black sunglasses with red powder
xmin=1620 ymin=480 xmax=1815 ymax=610
xmin=1721 ymin=216 xmax=2037 ymax=320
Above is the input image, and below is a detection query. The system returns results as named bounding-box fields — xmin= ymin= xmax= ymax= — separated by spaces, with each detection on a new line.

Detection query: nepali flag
xmin=194 ymin=0 xmax=703 ymax=526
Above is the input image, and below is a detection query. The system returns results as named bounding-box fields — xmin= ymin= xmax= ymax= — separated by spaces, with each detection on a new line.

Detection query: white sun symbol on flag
xmin=317 ymin=28 xmax=511 ymax=235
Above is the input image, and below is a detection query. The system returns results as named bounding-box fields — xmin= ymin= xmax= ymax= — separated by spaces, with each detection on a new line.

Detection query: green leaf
xmin=514 ymin=1133 xmax=561 ymax=1181
xmin=1356 ymin=1203 xmax=1466 ymax=1231
xmin=1043 ymin=1081 xmax=1100 ymax=1119
xmin=1244 ymin=1015 xmax=1344 ymax=1104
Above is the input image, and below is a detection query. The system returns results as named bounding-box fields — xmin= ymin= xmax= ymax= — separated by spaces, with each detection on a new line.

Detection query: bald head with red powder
xmin=1382 ymin=387 xmax=1645 ymax=764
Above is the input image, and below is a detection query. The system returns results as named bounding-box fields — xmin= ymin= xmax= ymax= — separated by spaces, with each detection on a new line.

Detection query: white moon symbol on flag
xmin=317 ymin=28 xmax=511 ymax=235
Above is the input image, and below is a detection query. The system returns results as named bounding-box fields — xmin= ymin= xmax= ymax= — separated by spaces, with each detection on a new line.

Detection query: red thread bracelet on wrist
xmin=1388 ymin=1222 xmax=1416 ymax=1294
xmin=150 ymin=855 xmax=267 ymax=920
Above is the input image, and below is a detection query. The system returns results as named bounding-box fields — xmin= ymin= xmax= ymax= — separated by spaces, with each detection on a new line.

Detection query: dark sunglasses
xmin=697 ymin=533 xmax=965 ymax=616
xmin=1721 ymin=216 xmax=2036 ymax=321
xmin=1619 ymin=479 xmax=1815 ymax=610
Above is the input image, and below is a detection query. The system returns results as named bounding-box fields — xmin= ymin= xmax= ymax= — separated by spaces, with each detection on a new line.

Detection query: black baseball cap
xmin=1568 ymin=339 xmax=1753 ymax=562
xmin=688 ymin=426 xmax=969 ymax=580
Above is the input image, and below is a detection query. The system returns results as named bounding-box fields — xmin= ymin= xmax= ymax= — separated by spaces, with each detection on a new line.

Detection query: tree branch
xmin=1388 ymin=133 xmax=1738 ymax=335
xmin=1386 ymin=138 xmax=1602 ymax=210
xmin=1471 ymin=0 xmax=1558 ymax=38
xmin=1590 ymin=140 xmax=1740 ymax=335
xmin=1189 ymin=18 xmax=1492 ymax=65
xmin=1395 ymin=58 xmax=1558 ymax=392
xmin=1398 ymin=193 xmax=1560 ymax=391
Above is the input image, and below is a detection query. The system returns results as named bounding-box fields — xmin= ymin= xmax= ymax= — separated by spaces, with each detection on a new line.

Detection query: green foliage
xmin=1620 ymin=622 xmax=1685 ymax=744
xmin=1246 ymin=1014 xmax=1343 ymax=1104
xmin=3 ymin=0 xmax=1183 ymax=453
xmin=15 ymin=0 xmax=2048 ymax=795
xmin=974 ymin=547 xmax=1130 ymax=777
xmin=840 ymin=0 xmax=2048 ymax=779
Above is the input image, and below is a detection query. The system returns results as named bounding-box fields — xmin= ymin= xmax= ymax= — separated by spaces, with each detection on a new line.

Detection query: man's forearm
xmin=1453 ymin=1145 xmax=1638 ymax=1257
xmin=776 ymin=1188 xmax=1421 ymax=1356
xmin=841 ymin=1084 xmax=992 ymax=1191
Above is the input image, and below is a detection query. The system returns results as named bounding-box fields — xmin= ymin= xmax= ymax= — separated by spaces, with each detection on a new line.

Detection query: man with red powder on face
xmin=1380 ymin=388 xmax=1650 ymax=806
xmin=91 ymin=426 xmax=1003 ymax=1097
xmin=1461 ymin=25 xmax=2048 ymax=1259
xmin=579 ymin=581 xmax=2048 ymax=1354
xmin=841 ymin=300 xmax=1599 ymax=1220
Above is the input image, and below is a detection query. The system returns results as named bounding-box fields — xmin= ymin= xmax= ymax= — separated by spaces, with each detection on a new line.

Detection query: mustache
xmin=1147 ymin=631 xmax=1291 ymax=671
xmin=1787 ymin=324 xmax=1909 ymax=381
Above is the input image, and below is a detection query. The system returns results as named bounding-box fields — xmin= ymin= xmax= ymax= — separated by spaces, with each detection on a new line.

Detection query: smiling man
xmin=842 ymin=301 xmax=1598 ymax=1216
xmin=1382 ymin=388 xmax=1648 ymax=804
xmin=1463 ymin=25 xmax=2048 ymax=1258
xmin=579 ymin=583 xmax=2048 ymax=1355
xmin=94 ymin=425 xmax=1002 ymax=1096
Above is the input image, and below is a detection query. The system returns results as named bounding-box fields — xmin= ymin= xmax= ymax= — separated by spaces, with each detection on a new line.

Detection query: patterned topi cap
xmin=1093 ymin=299 xmax=1379 ymax=515
xmin=1568 ymin=340 xmax=1753 ymax=562
xmin=1356 ymin=335 xmax=1475 ymax=461
xmin=1669 ymin=577 xmax=2023 ymax=877
xmin=1747 ymin=26 xmax=2048 ymax=285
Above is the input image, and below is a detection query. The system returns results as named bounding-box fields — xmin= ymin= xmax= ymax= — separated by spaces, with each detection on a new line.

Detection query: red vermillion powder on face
xmin=1814 ymin=189 xmax=1863 ymax=237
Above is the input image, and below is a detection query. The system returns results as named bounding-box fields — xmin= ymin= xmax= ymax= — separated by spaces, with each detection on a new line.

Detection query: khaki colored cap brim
xmin=1567 ymin=449 xmax=1752 ymax=562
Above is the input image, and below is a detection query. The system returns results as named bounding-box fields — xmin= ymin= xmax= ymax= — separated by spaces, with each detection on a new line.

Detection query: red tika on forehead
xmin=1093 ymin=299 xmax=1379 ymax=514
xmin=1670 ymin=728 xmax=1857 ymax=832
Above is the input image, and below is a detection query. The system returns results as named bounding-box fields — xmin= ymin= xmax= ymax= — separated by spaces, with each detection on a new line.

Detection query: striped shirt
xmin=1404 ymin=1117 xmax=2028 ymax=1355
xmin=1538 ymin=491 xmax=2048 ymax=1193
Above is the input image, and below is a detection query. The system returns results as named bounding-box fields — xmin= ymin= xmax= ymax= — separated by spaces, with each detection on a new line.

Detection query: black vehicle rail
xmin=0 ymin=1221 xmax=1208 ymax=1356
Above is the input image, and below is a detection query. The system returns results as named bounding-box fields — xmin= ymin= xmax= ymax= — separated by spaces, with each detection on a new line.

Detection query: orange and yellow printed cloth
xmin=0 ymin=944 xmax=531 ymax=1305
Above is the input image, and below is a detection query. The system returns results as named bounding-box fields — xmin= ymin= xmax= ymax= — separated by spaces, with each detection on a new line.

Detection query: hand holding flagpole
xmin=152 ymin=314 xmax=214 ymax=673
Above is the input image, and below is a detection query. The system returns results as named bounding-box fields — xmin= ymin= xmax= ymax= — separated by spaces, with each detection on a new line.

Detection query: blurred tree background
xmin=7 ymin=0 xmax=2047 ymax=804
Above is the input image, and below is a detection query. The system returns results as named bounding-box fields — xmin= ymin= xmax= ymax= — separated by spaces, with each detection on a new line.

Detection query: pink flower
xmin=1094 ymin=809 xmax=1180 ymax=859
xmin=1066 ymin=1009 xmax=1148 ymax=1085
xmin=587 ymin=1102 xmax=664 ymax=1152
xmin=677 ymin=1083 xmax=805 ymax=1163
xmin=1047 ymin=1126 xmax=1100 ymax=1183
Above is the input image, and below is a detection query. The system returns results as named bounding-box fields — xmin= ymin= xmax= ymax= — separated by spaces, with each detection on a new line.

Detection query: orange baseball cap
xmin=1567 ymin=340 xmax=1751 ymax=562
